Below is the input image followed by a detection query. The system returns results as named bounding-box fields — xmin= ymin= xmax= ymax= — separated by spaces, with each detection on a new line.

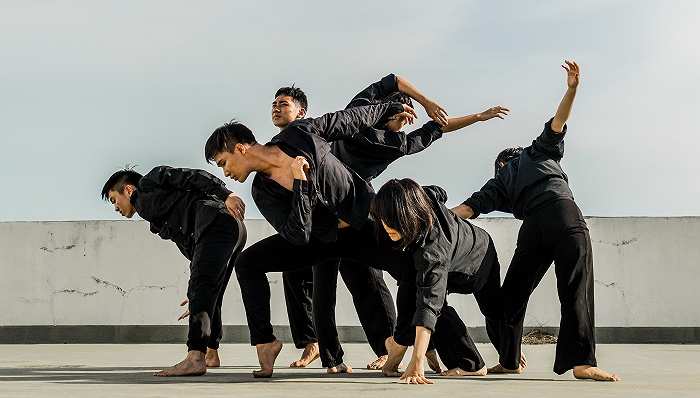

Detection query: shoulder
xmin=423 ymin=185 xmax=448 ymax=203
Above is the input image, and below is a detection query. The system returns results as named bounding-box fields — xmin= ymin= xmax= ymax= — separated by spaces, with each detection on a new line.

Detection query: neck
xmin=249 ymin=143 xmax=290 ymax=178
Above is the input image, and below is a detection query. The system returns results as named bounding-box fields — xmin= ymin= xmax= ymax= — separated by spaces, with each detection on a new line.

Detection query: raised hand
xmin=562 ymin=60 xmax=580 ymax=88
xmin=422 ymin=99 xmax=448 ymax=126
xmin=479 ymin=106 xmax=510 ymax=121
xmin=394 ymin=104 xmax=418 ymax=125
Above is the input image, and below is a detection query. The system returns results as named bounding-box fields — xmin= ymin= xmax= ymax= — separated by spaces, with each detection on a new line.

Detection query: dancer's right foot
xmin=487 ymin=363 xmax=523 ymax=374
xmin=367 ymin=355 xmax=387 ymax=370
xmin=381 ymin=336 xmax=407 ymax=377
xmin=290 ymin=342 xmax=319 ymax=368
xmin=426 ymin=349 xmax=442 ymax=373
xmin=205 ymin=348 xmax=220 ymax=367
xmin=153 ymin=350 xmax=207 ymax=377
xmin=441 ymin=365 xmax=487 ymax=376
xmin=253 ymin=340 xmax=283 ymax=378
xmin=327 ymin=363 xmax=353 ymax=374
xmin=573 ymin=365 xmax=621 ymax=381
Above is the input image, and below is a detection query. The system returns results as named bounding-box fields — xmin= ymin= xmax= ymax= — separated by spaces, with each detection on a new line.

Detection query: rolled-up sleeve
xmin=412 ymin=255 xmax=449 ymax=332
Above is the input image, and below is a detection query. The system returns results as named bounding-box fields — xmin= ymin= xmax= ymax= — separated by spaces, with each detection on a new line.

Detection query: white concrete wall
xmin=2 ymin=217 xmax=699 ymax=328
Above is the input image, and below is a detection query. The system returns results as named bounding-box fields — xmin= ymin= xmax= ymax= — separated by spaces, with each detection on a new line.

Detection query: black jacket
xmin=407 ymin=185 xmax=492 ymax=331
xmin=252 ymin=102 xmax=405 ymax=245
xmin=331 ymin=74 xmax=444 ymax=181
xmin=132 ymin=166 xmax=233 ymax=259
xmin=463 ymin=118 xmax=574 ymax=220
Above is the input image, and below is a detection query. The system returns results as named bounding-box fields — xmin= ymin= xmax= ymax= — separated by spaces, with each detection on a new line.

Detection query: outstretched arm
xmin=396 ymin=75 xmax=449 ymax=126
xmin=441 ymin=106 xmax=509 ymax=133
xmin=551 ymin=60 xmax=580 ymax=133
xmin=302 ymin=102 xmax=417 ymax=142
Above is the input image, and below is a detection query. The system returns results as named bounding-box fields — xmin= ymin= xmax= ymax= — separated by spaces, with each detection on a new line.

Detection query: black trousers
xmin=392 ymin=238 xmax=504 ymax=371
xmin=186 ymin=214 xmax=246 ymax=353
xmin=282 ymin=268 xmax=317 ymax=349
xmin=500 ymin=198 xmax=597 ymax=374
xmin=430 ymin=240 xmax=504 ymax=372
xmin=283 ymin=259 xmax=395 ymax=363
xmin=312 ymin=260 xmax=395 ymax=367
xmin=235 ymin=222 xmax=409 ymax=366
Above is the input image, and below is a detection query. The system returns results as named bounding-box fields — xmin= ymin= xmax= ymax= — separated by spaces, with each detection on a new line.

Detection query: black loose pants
xmin=186 ymin=214 xmax=247 ymax=353
xmin=235 ymin=222 xmax=409 ymax=366
xmin=500 ymin=198 xmax=597 ymax=374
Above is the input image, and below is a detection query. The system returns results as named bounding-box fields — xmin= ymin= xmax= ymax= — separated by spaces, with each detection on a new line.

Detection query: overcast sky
xmin=1 ymin=0 xmax=698 ymax=222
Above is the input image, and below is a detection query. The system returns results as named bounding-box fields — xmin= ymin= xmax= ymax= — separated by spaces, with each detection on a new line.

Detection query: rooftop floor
xmin=1 ymin=343 xmax=698 ymax=397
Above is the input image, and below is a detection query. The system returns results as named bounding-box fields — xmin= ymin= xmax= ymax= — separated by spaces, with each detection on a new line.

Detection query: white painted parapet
xmin=2 ymin=217 xmax=698 ymax=333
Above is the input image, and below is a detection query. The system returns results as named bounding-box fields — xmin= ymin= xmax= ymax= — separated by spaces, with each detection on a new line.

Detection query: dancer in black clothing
xmin=452 ymin=61 xmax=620 ymax=382
xmin=370 ymin=178 xmax=506 ymax=384
xmin=274 ymin=76 xmax=510 ymax=372
xmin=205 ymin=102 xmax=418 ymax=377
xmin=271 ymin=85 xmax=396 ymax=371
xmin=101 ymin=166 xmax=246 ymax=377
xmin=270 ymin=86 xmax=320 ymax=368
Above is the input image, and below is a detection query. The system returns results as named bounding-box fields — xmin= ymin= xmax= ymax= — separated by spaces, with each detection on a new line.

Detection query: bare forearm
xmin=451 ymin=203 xmax=474 ymax=219
xmin=396 ymin=75 xmax=429 ymax=105
xmin=412 ymin=326 xmax=432 ymax=360
xmin=441 ymin=114 xmax=480 ymax=133
xmin=551 ymin=87 xmax=577 ymax=133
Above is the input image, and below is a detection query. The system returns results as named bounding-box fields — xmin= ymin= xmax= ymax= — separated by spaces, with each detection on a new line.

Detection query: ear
xmin=296 ymin=108 xmax=307 ymax=119
xmin=235 ymin=143 xmax=247 ymax=155
xmin=124 ymin=185 xmax=135 ymax=196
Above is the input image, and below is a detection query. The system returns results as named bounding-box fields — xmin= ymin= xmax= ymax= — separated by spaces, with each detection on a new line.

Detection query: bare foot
xmin=290 ymin=342 xmax=319 ymax=368
xmin=441 ymin=365 xmax=487 ymax=376
xmin=368 ymin=355 xmax=403 ymax=370
xmin=426 ymin=349 xmax=442 ymax=373
xmin=573 ymin=365 xmax=620 ymax=381
xmin=520 ymin=352 xmax=527 ymax=369
xmin=367 ymin=355 xmax=387 ymax=370
xmin=253 ymin=340 xmax=283 ymax=378
xmin=382 ymin=336 xmax=407 ymax=377
xmin=487 ymin=363 xmax=523 ymax=374
xmin=205 ymin=348 xmax=220 ymax=367
xmin=327 ymin=363 xmax=353 ymax=374
xmin=153 ymin=350 xmax=206 ymax=376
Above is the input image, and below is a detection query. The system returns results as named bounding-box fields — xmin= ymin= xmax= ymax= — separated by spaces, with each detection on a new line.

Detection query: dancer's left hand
xmin=177 ymin=299 xmax=190 ymax=321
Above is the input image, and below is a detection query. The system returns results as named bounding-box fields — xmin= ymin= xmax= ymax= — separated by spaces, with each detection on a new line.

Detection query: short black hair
xmin=376 ymin=91 xmax=413 ymax=109
xmin=495 ymin=147 xmax=524 ymax=176
xmin=370 ymin=178 xmax=434 ymax=251
xmin=101 ymin=167 xmax=142 ymax=201
xmin=275 ymin=85 xmax=308 ymax=110
xmin=205 ymin=120 xmax=257 ymax=163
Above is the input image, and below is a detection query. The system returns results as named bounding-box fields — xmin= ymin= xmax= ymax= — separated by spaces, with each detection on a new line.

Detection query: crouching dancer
xmin=371 ymin=178 xmax=509 ymax=384
xmin=452 ymin=61 xmax=620 ymax=381
xmin=101 ymin=166 xmax=247 ymax=376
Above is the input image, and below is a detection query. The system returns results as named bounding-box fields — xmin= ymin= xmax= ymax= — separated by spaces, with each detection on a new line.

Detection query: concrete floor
xmin=1 ymin=343 xmax=699 ymax=397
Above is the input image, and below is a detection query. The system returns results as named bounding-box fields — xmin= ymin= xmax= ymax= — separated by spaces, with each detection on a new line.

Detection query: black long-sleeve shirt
xmin=331 ymin=74 xmax=444 ymax=181
xmin=463 ymin=118 xmax=574 ymax=220
xmin=407 ymin=185 xmax=491 ymax=331
xmin=252 ymin=102 xmax=405 ymax=245
xmin=131 ymin=166 xmax=233 ymax=259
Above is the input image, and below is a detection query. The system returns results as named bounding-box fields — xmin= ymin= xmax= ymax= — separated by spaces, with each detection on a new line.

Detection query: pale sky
xmin=1 ymin=0 xmax=698 ymax=222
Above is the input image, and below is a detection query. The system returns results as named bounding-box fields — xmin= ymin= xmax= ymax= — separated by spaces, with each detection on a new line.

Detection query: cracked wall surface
xmin=2 ymin=217 xmax=699 ymax=327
